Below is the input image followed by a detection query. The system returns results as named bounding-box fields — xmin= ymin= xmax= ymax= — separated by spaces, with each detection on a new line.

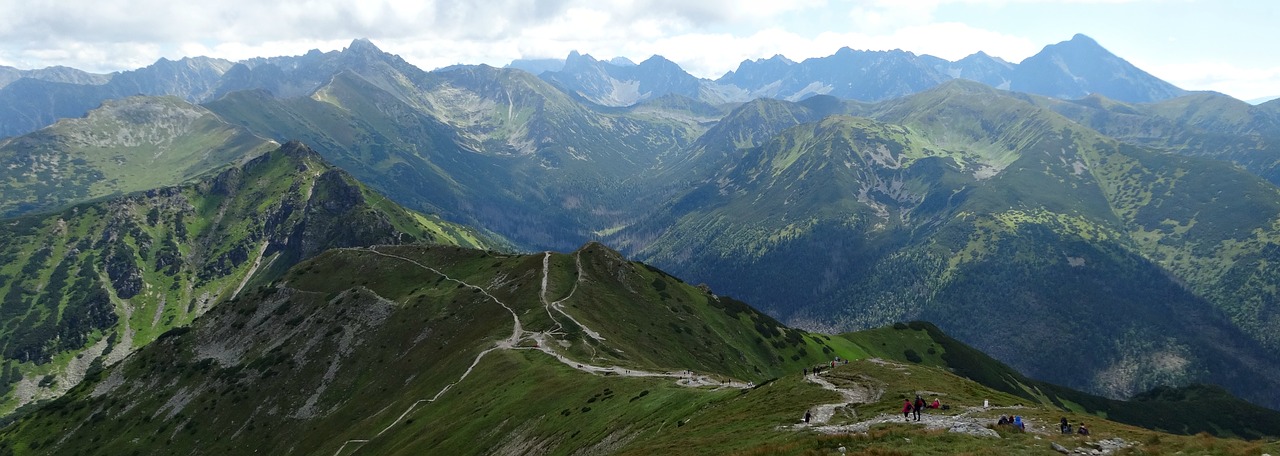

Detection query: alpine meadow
xmin=0 ymin=17 xmax=1278 ymax=455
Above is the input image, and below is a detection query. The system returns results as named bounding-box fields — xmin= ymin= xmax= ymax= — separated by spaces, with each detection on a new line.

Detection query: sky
xmin=0 ymin=0 xmax=1276 ymax=101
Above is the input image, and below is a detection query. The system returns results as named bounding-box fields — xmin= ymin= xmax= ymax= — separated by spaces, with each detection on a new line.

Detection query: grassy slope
xmin=0 ymin=142 xmax=497 ymax=419
xmin=629 ymin=81 xmax=1280 ymax=408
xmin=0 ymin=242 xmax=1276 ymax=455
xmin=0 ymin=96 xmax=276 ymax=218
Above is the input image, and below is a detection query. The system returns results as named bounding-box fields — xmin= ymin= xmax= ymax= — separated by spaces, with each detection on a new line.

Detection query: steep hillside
xmin=623 ymin=81 xmax=1280 ymax=408
xmin=1 ymin=250 xmax=1274 ymax=455
xmin=0 ymin=96 xmax=276 ymax=217
xmin=0 ymin=243 xmax=870 ymax=455
xmin=0 ymin=141 xmax=495 ymax=418
xmin=1030 ymin=91 xmax=1280 ymax=185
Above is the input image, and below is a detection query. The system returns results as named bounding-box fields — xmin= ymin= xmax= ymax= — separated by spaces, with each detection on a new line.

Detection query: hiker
xmin=930 ymin=398 xmax=940 ymax=409
xmin=997 ymin=415 xmax=1009 ymax=426
xmin=912 ymin=395 xmax=925 ymax=421
xmin=902 ymin=399 xmax=912 ymax=420
xmin=1013 ymin=415 xmax=1024 ymax=430
xmin=804 ymin=410 xmax=811 ymax=423
xmin=1078 ymin=423 xmax=1090 ymax=436
xmin=1060 ymin=417 xmax=1071 ymax=434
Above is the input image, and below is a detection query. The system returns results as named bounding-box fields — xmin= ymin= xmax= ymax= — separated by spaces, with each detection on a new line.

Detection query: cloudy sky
xmin=1 ymin=0 xmax=1276 ymax=101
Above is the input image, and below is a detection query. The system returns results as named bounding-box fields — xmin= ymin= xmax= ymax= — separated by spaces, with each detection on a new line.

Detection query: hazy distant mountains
xmin=515 ymin=33 xmax=1185 ymax=108
xmin=2 ymin=34 xmax=1188 ymax=139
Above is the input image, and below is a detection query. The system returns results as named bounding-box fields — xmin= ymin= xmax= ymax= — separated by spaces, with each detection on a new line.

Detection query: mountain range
xmin=3 ymin=34 xmax=1188 ymax=140
xmin=520 ymin=33 xmax=1184 ymax=108
xmin=0 ymin=31 xmax=1278 ymax=437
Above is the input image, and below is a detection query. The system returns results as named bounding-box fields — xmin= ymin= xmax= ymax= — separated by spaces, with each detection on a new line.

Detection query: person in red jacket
xmin=902 ymin=399 xmax=912 ymax=420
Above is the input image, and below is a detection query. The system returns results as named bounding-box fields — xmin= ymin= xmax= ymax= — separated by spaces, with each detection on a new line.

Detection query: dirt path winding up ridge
xmin=331 ymin=247 xmax=748 ymax=455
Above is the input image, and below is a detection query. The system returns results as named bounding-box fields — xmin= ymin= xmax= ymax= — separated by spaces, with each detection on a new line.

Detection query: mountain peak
xmin=564 ymin=50 xmax=598 ymax=69
xmin=345 ymin=38 xmax=382 ymax=55
xmin=638 ymin=55 xmax=680 ymax=70
xmin=1070 ymin=33 xmax=1099 ymax=45
xmin=608 ymin=56 xmax=636 ymax=67
xmin=1012 ymin=33 xmax=1185 ymax=102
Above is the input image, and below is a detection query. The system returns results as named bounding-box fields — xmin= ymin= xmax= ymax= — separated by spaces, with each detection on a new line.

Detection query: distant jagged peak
xmin=1026 ymin=32 xmax=1113 ymax=62
xmin=762 ymin=54 xmax=795 ymax=64
xmin=608 ymin=56 xmax=636 ymax=67
xmin=636 ymin=54 xmax=683 ymax=71
xmin=345 ymin=37 xmax=383 ymax=55
xmin=829 ymin=46 xmax=915 ymax=59
xmin=1069 ymin=32 xmax=1101 ymax=46
xmin=957 ymin=50 xmax=1013 ymax=66
xmin=564 ymin=50 xmax=599 ymax=67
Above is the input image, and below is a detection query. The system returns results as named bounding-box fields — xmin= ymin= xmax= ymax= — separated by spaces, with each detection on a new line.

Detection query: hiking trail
xmin=331 ymin=247 xmax=747 ymax=455
xmin=792 ymin=359 xmax=998 ymax=439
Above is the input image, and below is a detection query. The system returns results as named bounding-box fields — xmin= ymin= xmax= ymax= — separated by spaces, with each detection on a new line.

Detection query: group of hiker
xmin=996 ymin=414 xmax=1025 ymax=430
xmin=994 ymin=415 xmax=1091 ymax=436
xmin=901 ymin=395 xmax=941 ymax=421
xmin=799 ymin=362 xmax=1100 ymax=437
xmin=1060 ymin=417 xmax=1090 ymax=436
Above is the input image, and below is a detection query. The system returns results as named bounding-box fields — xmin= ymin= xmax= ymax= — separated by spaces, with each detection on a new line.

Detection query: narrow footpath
xmin=332 ymin=247 xmax=747 ymax=455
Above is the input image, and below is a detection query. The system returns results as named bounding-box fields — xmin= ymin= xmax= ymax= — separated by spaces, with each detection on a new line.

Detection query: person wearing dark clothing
xmin=804 ymin=410 xmax=811 ymax=423
xmin=912 ymin=395 xmax=925 ymax=421
xmin=997 ymin=415 xmax=1009 ymax=425
xmin=1060 ymin=417 xmax=1071 ymax=434
xmin=1078 ymin=423 xmax=1090 ymax=436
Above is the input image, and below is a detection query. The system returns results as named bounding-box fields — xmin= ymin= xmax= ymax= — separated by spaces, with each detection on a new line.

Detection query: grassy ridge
xmin=0 ymin=142 xmax=496 ymax=419
xmin=2 ymin=243 xmax=1275 ymax=454
xmin=0 ymin=96 xmax=276 ymax=218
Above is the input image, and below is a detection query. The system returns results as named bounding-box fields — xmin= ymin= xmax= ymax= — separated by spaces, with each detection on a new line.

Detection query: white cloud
xmin=1144 ymin=61 xmax=1280 ymax=102
xmin=0 ymin=0 xmax=1269 ymax=99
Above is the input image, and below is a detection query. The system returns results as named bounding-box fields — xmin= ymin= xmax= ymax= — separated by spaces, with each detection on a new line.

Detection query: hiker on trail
xmin=804 ymin=410 xmax=811 ymax=424
xmin=997 ymin=415 xmax=1009 ymax=426
xmin=1078 ymin=423 xmax=1090 ymax=436
xmin=930 ymin=398 xmax=940 ymax=409
xmin=902 ymin=399 xmax=912 ymax=420
xmin=912 ymin=395 xmax=925 ymax=421
xmin=1060 ymin=417 xmax=1071 ymax=434
xmin=1013 ymin=415 xmax=1024 ymax=430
